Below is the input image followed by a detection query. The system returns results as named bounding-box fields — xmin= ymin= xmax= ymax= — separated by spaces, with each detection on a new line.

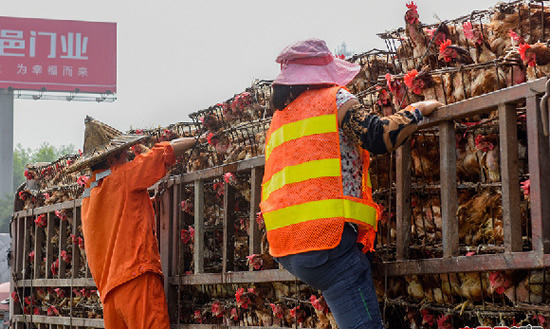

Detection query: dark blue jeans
xmin=276 ymin=224 xmax=383 ymax=329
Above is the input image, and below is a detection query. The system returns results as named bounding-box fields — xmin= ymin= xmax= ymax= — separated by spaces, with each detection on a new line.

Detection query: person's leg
xmin=321 ymin=246 xmax=383 ymax=329
xmin=277 ymin=225 xmax=383 ymax=329
xmin=103 ymin=292 xmax=129 ymax=329
xmin=108 ymin=272 xmax=171 ymax=329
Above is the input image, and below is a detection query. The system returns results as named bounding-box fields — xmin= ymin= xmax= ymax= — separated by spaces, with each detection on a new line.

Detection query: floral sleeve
xmin=341 ymin=104 xmax=423 ymax=155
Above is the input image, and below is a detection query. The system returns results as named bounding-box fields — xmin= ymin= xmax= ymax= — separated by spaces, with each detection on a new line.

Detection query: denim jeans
xmin=276 ymin=224 xmax=383 ymax=329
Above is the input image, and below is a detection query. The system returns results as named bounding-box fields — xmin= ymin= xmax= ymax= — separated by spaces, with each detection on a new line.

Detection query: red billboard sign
xmin=0 ymin=16 xmax=116 ymax=93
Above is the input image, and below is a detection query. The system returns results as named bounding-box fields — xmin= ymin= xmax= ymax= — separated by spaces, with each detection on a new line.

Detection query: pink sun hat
xmin=273 ymin=38 xmax=360 ymax=86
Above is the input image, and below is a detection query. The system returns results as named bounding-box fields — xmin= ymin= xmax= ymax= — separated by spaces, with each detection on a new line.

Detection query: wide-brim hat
xmin=273 ymin=38 xmax=360 ymax=86
xmin=66 ymin=116 xmax=147 ymax=173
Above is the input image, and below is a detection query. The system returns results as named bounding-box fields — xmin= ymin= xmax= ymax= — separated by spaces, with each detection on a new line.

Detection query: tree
xmin=0 ymin=143 xmax=77 ymax=233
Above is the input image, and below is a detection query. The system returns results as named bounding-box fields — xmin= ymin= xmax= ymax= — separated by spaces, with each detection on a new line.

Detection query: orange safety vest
xmin=260 ymin=86 xmax=381 ymax=257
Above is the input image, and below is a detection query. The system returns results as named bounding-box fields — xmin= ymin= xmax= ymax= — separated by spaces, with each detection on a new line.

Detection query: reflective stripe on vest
xmin=262 ymin=158 xmax=341 ymax=201
xmin=264 ymin=198 xmax=378 ymax=231
xmin=265 ymin=114 xmax=337 ymax=160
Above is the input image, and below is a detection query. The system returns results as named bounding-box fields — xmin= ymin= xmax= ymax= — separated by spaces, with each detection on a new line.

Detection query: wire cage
xmin=189 ymin=80 xmax=273 ymax=136
xmin=346 ymin=49 xmax=400 ymax=95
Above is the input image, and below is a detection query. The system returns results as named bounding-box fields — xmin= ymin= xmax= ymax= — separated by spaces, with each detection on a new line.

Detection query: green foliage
xmin=0 ymin=143 xmax=77 ymax=233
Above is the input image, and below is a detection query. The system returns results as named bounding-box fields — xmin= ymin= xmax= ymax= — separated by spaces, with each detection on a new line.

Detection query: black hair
xmin=90 ymin=160 xmax=109 ymax=172
xmin=271 ymin=84 xmax=335 ymax=111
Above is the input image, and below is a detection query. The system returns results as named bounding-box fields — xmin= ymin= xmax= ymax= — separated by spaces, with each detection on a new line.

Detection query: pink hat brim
xmin=273 ymin=58 xmax=360 ymax=86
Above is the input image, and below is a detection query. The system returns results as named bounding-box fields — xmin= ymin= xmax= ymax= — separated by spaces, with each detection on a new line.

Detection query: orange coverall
xmin=81 ymin=142 xmax=175 ymax=329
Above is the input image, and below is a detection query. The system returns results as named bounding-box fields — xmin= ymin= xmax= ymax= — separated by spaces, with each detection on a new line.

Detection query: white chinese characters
xmin=0 ymin=29 xmax=89 ymax=59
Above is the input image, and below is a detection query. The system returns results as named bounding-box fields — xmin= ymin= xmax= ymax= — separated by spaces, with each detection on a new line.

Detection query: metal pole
xmin=0 ymin=89 xmax=14 ymax=198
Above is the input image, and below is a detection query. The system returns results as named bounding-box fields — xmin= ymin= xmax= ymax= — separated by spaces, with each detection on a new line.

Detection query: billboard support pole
xmin=0 ymin=89 xmax=14 ymax=199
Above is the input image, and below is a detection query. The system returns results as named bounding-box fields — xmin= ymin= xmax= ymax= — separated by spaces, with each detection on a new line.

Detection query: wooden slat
xmin=171 ymin=182 xmax=181 ymax=278
xmin=222 ymin=183 xmax=236 ymax=273
xmin=499 ymin=103 xmax=523 ymax=252
xmin=15 ymin=214 xmax=24 ymax=280
xmin=374 ymin=251 xmax=548 ymax=277
xmin=58 ymin=216 xmax=68 ymax=278
xmin=179 ymin=157 xmax=265 ymax=183
xmin=248 ymin=167 xmax=263 ymax=269
xmin=22 ymin=217 xmax=31 ymax=280
xmin=170 ymin=268 xmax=296 ymax=285
xmin=17 ymin=278 xmax=96 ymax=287
xmin=71 ymin=202 xmax=82 ymax=279
xmin=526 ymin=95 xmax=550 ymax=254
xmin=33 ymin=220 xmax=44 ymax=279
xmin=12 ymin=315 xmax=104 ymax=328
xmin=159 ymin=183 xmax=172 ymax=290
xmin=194 ymin=179 xmax=205 ymax=273
xmin=45 ymin=213 xmax=54 ymax=279
xmin=420 ymin=78 xmax=548 ymax=129
xmin=439 ymin=121 xmax=459 ymax=257
xmin=396 ymin=141 xmax=412 ymax=260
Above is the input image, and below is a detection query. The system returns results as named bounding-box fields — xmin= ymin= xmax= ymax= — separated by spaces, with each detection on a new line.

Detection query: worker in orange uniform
xmin=260 ymin=39 xmax=442 ymax=329
xmin=68 ymin=116 xmax=198 ymax=329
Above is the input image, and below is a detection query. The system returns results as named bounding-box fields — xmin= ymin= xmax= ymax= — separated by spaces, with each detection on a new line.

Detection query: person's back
xmin=82 ymin=143 xmax=174 ymax=303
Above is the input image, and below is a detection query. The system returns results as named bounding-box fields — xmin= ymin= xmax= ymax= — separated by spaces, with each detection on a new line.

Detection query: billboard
xmin=0 ymin=16 xmax=116 ymax=93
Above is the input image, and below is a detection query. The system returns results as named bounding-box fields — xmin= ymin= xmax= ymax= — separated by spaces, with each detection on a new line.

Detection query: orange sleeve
xmin=125 ymin=142 xmax=176 ymax=191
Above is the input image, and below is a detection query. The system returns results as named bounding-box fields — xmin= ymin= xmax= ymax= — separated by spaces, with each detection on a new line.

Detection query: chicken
xmin=455 ymin=272 xmax=492 ymax=313
xmin=405 ymin=275 xmax=425 ymax=302
xmin=456 ymin=132 xmax=481 ymax=182
xmin=403 ymin=68 xmax=446 ymax=104
xmin=490 ymin=270 xmax=550 ymax=305
xmin=462 ymin=21 xmax=496 ymax=64
xmin=411 ymin=194 xmax=441 ymax=243
xmin=438 ymin=39 xmax=474 ymax=66
xmin=474 ymin=133 xmax=500 ymax=183
xmin=489 ymin=2 xmax=550 ymax=56
xmin=519 ymin=42 xmax=550 ymax=81
xmin=404 ymin=2 xmax=428 ymax=63
xmin=410 ymin=134 xmax=440 ymax=182
xmin=456 ymin=189 xmax=503 ymax=245
xmin=386 ymin=73 xmax=416 ymax=109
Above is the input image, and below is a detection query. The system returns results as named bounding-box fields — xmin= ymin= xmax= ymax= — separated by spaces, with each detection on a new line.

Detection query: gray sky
xmin=6 ymin=0 xmax=500 ymax=151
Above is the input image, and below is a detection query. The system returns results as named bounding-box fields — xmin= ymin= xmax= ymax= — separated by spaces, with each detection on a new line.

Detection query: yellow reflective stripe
xmin=265 ymin=115 xmax=337 ymax=160
xmin=262 ymin=158 xmax=340 ymax=200
xmin=264 ymin=199 xmax=378 ymax=231
xmin=366 ymin=173 xmax=372 ymax=188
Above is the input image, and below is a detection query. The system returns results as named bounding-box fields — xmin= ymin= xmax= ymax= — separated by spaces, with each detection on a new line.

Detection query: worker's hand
xmin=410 ymin=100 xmax=444 ymax=116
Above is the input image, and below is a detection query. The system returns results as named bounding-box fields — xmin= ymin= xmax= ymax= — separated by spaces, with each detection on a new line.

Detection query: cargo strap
xmin=82 ymin=169 xmax=111 ymax=198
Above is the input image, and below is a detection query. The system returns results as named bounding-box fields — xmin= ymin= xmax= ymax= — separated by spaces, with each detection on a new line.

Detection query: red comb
xmin=463 ymin=21 xmax=474 ymax=40
xmin=508 ymin=29 xmax=521 ymax=42
xmin=519 ymin=43 xmax=531 ymax=61
xmin=439 ymin=39 xmax=452 ymax=53
xmin=406 ymin=1 xmax=417 ymax=11
xmin=404 ymin=69 xmax=418 ymax=88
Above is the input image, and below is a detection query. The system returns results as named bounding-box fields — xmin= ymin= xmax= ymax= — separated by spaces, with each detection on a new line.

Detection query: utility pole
xmin=0 ymin=89 xmax=14 ymax=198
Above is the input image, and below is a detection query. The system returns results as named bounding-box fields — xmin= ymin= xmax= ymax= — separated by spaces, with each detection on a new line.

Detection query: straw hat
xmin=273 ymin=38 xmax=360 ymax=86
xmin=66 ymin=116 xmax=147 ymax=173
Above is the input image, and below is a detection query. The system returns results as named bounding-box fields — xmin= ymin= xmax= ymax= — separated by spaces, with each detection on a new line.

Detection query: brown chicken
xmin=410 ymin=134 xmax=440 ymax=183
xmin=411 ymin=194 xmax=441 ymax=243
xmin=489 ymin=2 xmax=550 ymax=56
xmin=405 ymin=2 xmax=428 ymax=63
xmin=474 ymin=133 xmax=500 ymax=183
xmin=519 ymin=42 xmax=550 ymax=81
xmin=404 ymin=67 xmax=447 ymax=104
xmin=438 ymin=39 xmax=474 ymax=66
xmin=456 ymin=131 xmax=481 ymax=182
xmin=462 ymin=21 xmax=496 ymax=64
xmin=456 ymin=188 xmax=503 ymax=245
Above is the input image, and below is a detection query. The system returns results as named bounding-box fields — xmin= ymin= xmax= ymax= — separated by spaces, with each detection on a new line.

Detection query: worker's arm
xmin=170 ymin=137 xmax=198 ymax=158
